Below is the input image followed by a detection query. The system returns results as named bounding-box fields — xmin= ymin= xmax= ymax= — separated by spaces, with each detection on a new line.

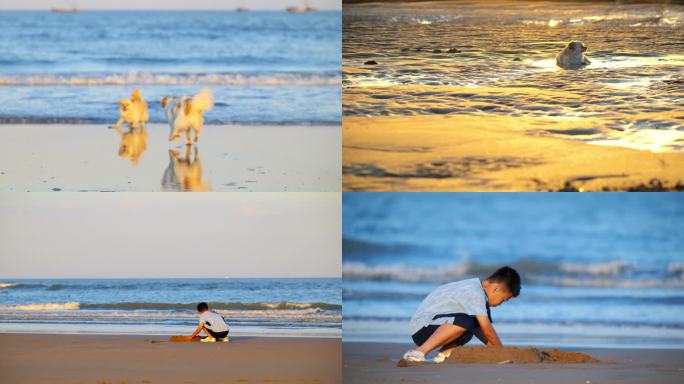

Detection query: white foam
xmin=0 ymin=302 xmax=80 ymax=311
xmin=559 ymin=260 xmax=630 ymax=276
xmin=526 ymin=276 xmax=684 ymax=289
xmin=0 ymin=283 xmax=17 ymax=289
xmin=343 ymin=262 xmax=468 ymax=283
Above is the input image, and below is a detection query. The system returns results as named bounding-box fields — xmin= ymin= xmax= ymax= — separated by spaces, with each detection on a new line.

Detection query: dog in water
xmin=112 ymin=89 xmax=149 ymax=129
xmin=160 ymin=89 xmax=213 ymax=144
xmin=556 ymin=41 xmax=591 ymax=69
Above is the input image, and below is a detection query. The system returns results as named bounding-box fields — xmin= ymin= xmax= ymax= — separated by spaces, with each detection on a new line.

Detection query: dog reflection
xmin=113 ymin=126 xmax=147 ymax=165
xmin=161 ymin=145 xmax=210 ymax=191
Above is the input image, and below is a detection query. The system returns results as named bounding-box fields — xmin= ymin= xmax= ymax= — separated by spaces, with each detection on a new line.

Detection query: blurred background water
xmin=343 ymin=193 xmax=684 ymax=348
xmin=0 ymin=11 xmax=341 ymax=125
xmin=343 ymin=1 xmax=684 ymax=152
xmin=0 ymin=278 xmax=341 ymax=337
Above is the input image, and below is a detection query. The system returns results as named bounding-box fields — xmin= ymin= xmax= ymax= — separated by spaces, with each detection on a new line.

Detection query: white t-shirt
xmin=409 ymin=278 xmax=489 ymax=335
xmin=199 ymin=311 xmax=229 ymax=332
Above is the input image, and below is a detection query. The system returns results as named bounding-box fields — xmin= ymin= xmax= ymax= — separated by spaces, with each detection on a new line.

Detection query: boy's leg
xmin=202 ymin=326 xmax=216 ymax=338
xmin=438 ymin=331 xmax=474 ymax=355
xmin=416 ymin=323 xmax=467 ymax=355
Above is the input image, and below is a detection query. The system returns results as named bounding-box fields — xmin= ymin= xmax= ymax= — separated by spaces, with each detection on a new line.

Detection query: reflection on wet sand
xmin=112 ymin=126 xmax=148 ymax=165
xmin=161 ymin=145 xmax=211 ymax=192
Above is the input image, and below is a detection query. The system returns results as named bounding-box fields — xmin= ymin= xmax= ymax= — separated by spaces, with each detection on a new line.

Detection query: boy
xmin=189 ymin=302 xmax=230 ymax=343
xmin=403 ymin=266 xmax=521 ymax=363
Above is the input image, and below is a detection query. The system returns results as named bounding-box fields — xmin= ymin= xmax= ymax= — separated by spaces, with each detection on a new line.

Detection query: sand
xmin=0 ymin=333 xmax=340 ymax=383
xmin=343 ymin=115 xmax=684 ymax=191
xmin=0 ymin=124 xmax=340 ymax=192
xmin=344 ymin=342 xmax=684 ymax=384
xmin=397 ymin=346 xmax=597 ymax=366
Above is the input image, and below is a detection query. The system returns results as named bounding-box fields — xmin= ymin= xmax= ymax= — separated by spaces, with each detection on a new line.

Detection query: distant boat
xmin=236 ymin=7 xmax=250 ymax=12
xmin=286 ymin=5 xmax=316 ymax=13
xmin=51 ymin=7 xmax=80 ymax=13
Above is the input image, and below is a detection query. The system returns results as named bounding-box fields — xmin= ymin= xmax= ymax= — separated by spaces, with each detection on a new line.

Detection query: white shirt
xmin=409 ymin=278 xmax=489 ymax=335
xmin=199 ymin=311 xmax=229 ymax=332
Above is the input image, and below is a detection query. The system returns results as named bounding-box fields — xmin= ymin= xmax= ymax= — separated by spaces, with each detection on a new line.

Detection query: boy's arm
xmin=474 ymin=315 xmax=503 ymax=346
xmin=189 ymin=323 xmax=204 ymax=338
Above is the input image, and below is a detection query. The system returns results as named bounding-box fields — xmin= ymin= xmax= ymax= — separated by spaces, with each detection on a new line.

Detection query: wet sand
xmin=0 ymin=124 xmax=340 ymax=192
xmin=343 ymin=115 xmax=684 ymax=191
xmin=0 ymin=333 xmax=341 ymax=384
xmin=344 ymin=342 xmax=684 ymax=384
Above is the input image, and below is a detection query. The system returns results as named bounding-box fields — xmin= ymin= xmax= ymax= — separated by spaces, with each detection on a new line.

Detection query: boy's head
xmin=197 ymin=302 xmax=209 ymax=313
xmin=482 ymin=266 xmax=521 ymax=307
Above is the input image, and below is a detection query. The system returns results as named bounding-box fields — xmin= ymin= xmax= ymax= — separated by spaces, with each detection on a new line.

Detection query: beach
xmin=343 ymin=115 xmax=684 ymax=191
xmin=342 ymin=1 xmax=684 ymax=191
xmin=343 ymin=342 xmax=684 ymax=384
xmin=0 ymin=124 xmax=340 ymax=192
xmin=0 ymin=333 xmax=341 ymax=384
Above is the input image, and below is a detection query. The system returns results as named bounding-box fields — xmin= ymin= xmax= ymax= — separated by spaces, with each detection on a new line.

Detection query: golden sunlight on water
xmin=343 ymin=1 xmax=684 ymax=153
xmin=343 ymin=1 xmax=684 ymax=191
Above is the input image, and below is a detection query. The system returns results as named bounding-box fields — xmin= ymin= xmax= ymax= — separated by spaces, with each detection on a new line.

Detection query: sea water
xmin=343 ymin=1 xmax=684 ymax=152
xmin=342 ymin=193 xmax=684 ymax=348
xmin=0 ymin=278 xmax=341 ymax=337
xmin=0 ymin=11 xmax=341 ymax=125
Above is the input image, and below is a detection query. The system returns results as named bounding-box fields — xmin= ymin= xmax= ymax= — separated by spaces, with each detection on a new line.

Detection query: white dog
xmin=112 ymin=89 xmax=148 ymax=129
xmin=160 ymin=89 xmax=213 ymax=144
xmin=556 ymin=41 xmax=591 ymax=69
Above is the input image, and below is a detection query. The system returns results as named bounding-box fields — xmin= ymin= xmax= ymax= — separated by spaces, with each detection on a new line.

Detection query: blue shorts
xmin=206 ymin=328 xmax=229 ymax=339
xmin=411 ymin=313 xmax=485 ymax=350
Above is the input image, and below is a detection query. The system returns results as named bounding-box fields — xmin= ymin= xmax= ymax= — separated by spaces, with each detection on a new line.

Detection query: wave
xmin=0 ymin=301 xmax=341 ymax=312
xmin=0 ymin=73 xmax=341 ymax=86
xmin=342 ymin=260 xmax=684 ymax=288
xmin=559 ymin=260 xmax=629 ymax=276
xmin=0 ymin=283 xmax=17 ymax=289
xmin=0 ymin=302 xmax=81 ymax=311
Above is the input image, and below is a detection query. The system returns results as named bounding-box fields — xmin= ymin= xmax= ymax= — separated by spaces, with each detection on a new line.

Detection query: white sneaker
xmin=200 ymin=337 xmax=216 ymax=343
xmin=433 ymin=352 xmax=449 ymax=363
xmin=402 ymin=349 xmax=426 ymax=362
xmin=219 ymin=337 xmax=229 ymax=343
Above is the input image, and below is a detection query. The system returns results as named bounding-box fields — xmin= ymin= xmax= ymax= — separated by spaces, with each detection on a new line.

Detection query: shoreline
xmin=343 ymin=341 xmax=684 ymax=384
xmin=0 ymin=329 xmax=342 ymax=338
xmin=0 ymin=333 xmax=341 ymax=383
xmin=343 ymin=115 xmax=684 ymax=192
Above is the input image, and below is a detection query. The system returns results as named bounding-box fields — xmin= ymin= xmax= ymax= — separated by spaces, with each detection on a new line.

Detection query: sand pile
xmin=446 ymin=346 xmax=597 ymax=364
xmin=397 ymin=346 xmax=597 ymax=367
xmin=167 ymin=336 xmax=200 ymax=342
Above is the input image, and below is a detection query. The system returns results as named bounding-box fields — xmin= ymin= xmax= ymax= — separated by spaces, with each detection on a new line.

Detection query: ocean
xmin=0 ymin=278 xmax=341 ymax=337
xmin=342 ymin=193 xmax=684 ymax=349
xmin=343 ymin=1 xmax=684 ymax=152
xmin=0 ymin=11 xmax=341 ymax=125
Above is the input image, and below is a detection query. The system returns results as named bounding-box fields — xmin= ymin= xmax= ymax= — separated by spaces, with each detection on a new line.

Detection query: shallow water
xmin=343 ymin=1 xmax=684 ymax=152
xmin=0 ymin=278 xmax=341 ymax=336
xmin=342 ymin=193 xmax=684 ymax=348
xmin=0 ymin=11 xmax=341 ymax=125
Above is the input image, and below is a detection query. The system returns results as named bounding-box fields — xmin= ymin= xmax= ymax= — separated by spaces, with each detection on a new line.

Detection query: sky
xmin=0 ymin=0 xmax=340 ymax=10
xmin=0 ymin=193 xmax=341 ymax=278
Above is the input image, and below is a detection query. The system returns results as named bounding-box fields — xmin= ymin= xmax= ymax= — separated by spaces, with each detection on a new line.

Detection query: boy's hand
xmin=475 ymin=315 xmax=503 ymax=346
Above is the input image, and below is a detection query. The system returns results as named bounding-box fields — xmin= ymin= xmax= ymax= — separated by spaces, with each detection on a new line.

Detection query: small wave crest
xmin=0 ymin=73 xmax=341 ymax=86
xmin=0 ymin=302 xmax=81 ymax=311
xmin=82 ymin=301 xmax=341 ymax=311
xmin=0 ymin=283 xmax=17 ymax=289
xmin=343 ymin=260 xmax=684 ymax=288
xmin=0 ymin=301 xmax=341 ymax=312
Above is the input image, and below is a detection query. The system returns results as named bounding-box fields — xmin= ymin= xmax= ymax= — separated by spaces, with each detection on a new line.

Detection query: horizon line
xmin=0 ymin=276 xmax=341 ymax=280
